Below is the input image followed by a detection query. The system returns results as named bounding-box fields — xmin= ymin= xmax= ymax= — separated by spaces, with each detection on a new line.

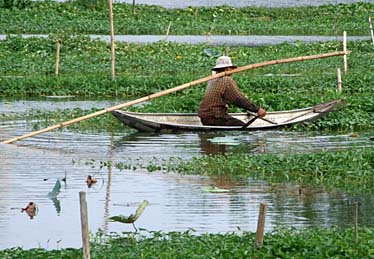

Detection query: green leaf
xmin=110 ymin=200 xmax=149 ymax=224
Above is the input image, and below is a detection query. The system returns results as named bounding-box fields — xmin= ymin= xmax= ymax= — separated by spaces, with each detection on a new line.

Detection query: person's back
xmin=198 ymin=56 xmax=266 ymax=126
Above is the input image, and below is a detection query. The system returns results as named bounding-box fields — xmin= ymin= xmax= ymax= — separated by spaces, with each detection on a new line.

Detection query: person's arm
xmin=223 ymin=77 xmax=261 ymax=113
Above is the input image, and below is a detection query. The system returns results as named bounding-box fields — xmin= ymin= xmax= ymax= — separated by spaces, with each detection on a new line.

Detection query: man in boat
xmin=198 ymin=56 xmax=266 ymax=126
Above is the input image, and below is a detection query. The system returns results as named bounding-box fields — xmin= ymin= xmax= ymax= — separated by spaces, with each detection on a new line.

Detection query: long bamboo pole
xmin=1 ymin=50 xmax=348 ymax=144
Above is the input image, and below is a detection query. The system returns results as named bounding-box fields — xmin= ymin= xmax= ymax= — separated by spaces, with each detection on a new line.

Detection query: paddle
xmin=241 ymin=115 xmax=259 ymax=129
xmin=242 ymin=112 xmax=277 ymax=129
xmin=1 ymin=51 xmax=348 ymax=144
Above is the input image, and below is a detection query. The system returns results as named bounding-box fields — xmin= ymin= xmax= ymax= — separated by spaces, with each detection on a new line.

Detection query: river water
xmin=1 ymin=34 xmax=370 ymax=46
xmin=1 ymin=98 xmax=374 ymax=249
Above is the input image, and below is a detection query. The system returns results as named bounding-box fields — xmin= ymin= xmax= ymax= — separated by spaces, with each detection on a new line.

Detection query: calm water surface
xmin=1 ymin=98 xmax=373 ymax=249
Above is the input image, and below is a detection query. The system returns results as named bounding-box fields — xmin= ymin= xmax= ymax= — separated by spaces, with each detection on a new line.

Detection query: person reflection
xmin=198 ymin=132 xmax=267 ymax=155
xmin=198 ymin=132 xmax=229 ymax=156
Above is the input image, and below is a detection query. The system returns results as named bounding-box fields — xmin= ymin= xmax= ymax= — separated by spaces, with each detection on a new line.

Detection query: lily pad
xmin=209 ymin=136 xmax=241 ymax=145
xmin=203 ymin=48 xmax=221 ymax=57
xmin=202 ymin=185 xmax=230 ymax=193
xmin=110 ymin=200 xmax=149 ymax=224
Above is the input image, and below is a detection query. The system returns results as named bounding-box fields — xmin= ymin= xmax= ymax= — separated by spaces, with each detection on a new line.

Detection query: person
xmin=198 ymin=56 xmax=266 ymax=126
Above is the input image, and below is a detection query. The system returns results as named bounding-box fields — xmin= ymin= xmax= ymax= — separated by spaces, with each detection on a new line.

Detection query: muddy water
xmin=1 ymin=99 xmax=374 ymax=249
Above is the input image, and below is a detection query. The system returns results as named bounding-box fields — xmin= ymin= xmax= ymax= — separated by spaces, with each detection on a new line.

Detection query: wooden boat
xmin=112 ymin=99 xmax=343 ymax=132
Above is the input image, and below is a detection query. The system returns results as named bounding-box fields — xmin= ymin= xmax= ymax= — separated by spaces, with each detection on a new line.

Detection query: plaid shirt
xmin=198 ymin=76 xmax=259 ymax=119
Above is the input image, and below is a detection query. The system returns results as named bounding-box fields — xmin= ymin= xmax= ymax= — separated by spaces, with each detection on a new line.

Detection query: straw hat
xmin=212 ymin=56 xmax=237 ymax=71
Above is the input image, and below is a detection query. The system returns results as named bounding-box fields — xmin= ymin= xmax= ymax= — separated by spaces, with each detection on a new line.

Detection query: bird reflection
xmin=21 ymin=202 xmax=37 ymax=219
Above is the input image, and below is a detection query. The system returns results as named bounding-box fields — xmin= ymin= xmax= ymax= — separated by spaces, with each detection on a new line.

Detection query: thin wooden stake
xmin=79 ymin=192 xmax=90 ymax=259
xmin=165 ymin=21 xmax=172 ymax=40
xmin=343 ymin=31 xmax=348 ymax=74
xmin=1 ymin=50 xmax=348 ymax=144
xmin=369 ymin=17 xmax=374 ymax=47
xmin=108 ymin=0 xmax=115 ymax=80
xmin=255 ymin=203 xmax=268 ymax=249
xmin=132 ymin=0 xmax=136 ymax=14
xmin=55 ymin=41 xmax=61 ymax=77
xmin=354 ymin=202 xmax=358 ymax=245
xmin=225 ymin=47 xmax=230 ymax=56
xmin=337 ymin=68 xmax=342 ymax=93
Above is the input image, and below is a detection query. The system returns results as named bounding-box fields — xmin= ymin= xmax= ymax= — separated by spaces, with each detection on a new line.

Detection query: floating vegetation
xmin=103 ymin=148 xmax=374 ymax=194
xmin=110 ymin=200 xmax=149 ymax=231
xmin=201 ymin=185 xmax=230 ymax=193
xmin=0 ymin=2 xmax=373 ymax=35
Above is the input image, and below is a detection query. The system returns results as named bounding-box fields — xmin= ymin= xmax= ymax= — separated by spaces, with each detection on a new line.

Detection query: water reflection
xmin=198 ymin=132 xmax=268 ymax=155
xmin=198 ymin=132 xmax=228 ymax=155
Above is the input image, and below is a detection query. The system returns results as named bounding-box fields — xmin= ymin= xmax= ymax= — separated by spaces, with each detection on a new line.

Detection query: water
xmin=1 ymin=34 xmax=370 ymax=46
xmin=1 ymin=98 xmax=374 ymax=249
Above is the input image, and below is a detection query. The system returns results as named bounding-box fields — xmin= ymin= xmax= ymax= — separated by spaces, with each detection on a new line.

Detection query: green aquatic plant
xmin=0 ymin=2 xmax=373 ymax=35
xmin=1 ymin=227 xmax=374 ymax=258
xmin=111 ymin=148 xmax=374 ymax=194
xmin=110 ymin=200 xmax=149 ymax=231
xmin=1 ymin=37 xmax=373 ymax=131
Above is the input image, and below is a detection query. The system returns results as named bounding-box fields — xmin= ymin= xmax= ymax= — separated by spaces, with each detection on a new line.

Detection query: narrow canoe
xmin=112 ymin=99 xmax=343 ymax=133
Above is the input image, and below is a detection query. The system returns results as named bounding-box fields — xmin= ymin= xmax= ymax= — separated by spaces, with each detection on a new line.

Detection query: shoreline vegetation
xmin=1 ymin=1 xmax=374 ymax=257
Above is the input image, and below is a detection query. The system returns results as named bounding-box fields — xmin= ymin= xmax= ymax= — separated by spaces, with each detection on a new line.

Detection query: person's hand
xmin=257 ymin=108 xmax=266 ymax=117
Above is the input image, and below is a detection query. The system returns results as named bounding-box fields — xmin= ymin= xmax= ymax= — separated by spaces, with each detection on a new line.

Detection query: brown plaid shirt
xmin=198 ymin=76 xmax=259 ymax=119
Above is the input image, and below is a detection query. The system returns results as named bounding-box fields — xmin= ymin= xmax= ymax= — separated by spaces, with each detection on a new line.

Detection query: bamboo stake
xmin=225 ymin=47 xmax=230 ymax=56
xmin=255 ymin=203 xmax=268 ymax=249
xmin=354 ymin=202 xmax=358 ymax=245
xmin=337 ymin=68 xmax=342 ymax=93
xmin=1 ymin=50 xmax=348 ymax=144
xmin=132 ymin=0 xmax=136 ymax=14
xmin=165 ymin=21 xmax=172 ymax=40
xmin=369 ymin=17 xmax=374 ymax=47
xmin=108 ymin=0 xmax=115 ymax=80
xmin=55 ymin=41 xmax=61 ymax=77
xmin=79 ymin=192 xmax=90 ymax=259
xmin=343 ymin=31 xmax=348 ymax=74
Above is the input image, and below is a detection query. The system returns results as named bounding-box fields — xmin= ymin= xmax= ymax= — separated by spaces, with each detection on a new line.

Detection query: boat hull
xmin=112 ymin=99 xmax=342 ymax=133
